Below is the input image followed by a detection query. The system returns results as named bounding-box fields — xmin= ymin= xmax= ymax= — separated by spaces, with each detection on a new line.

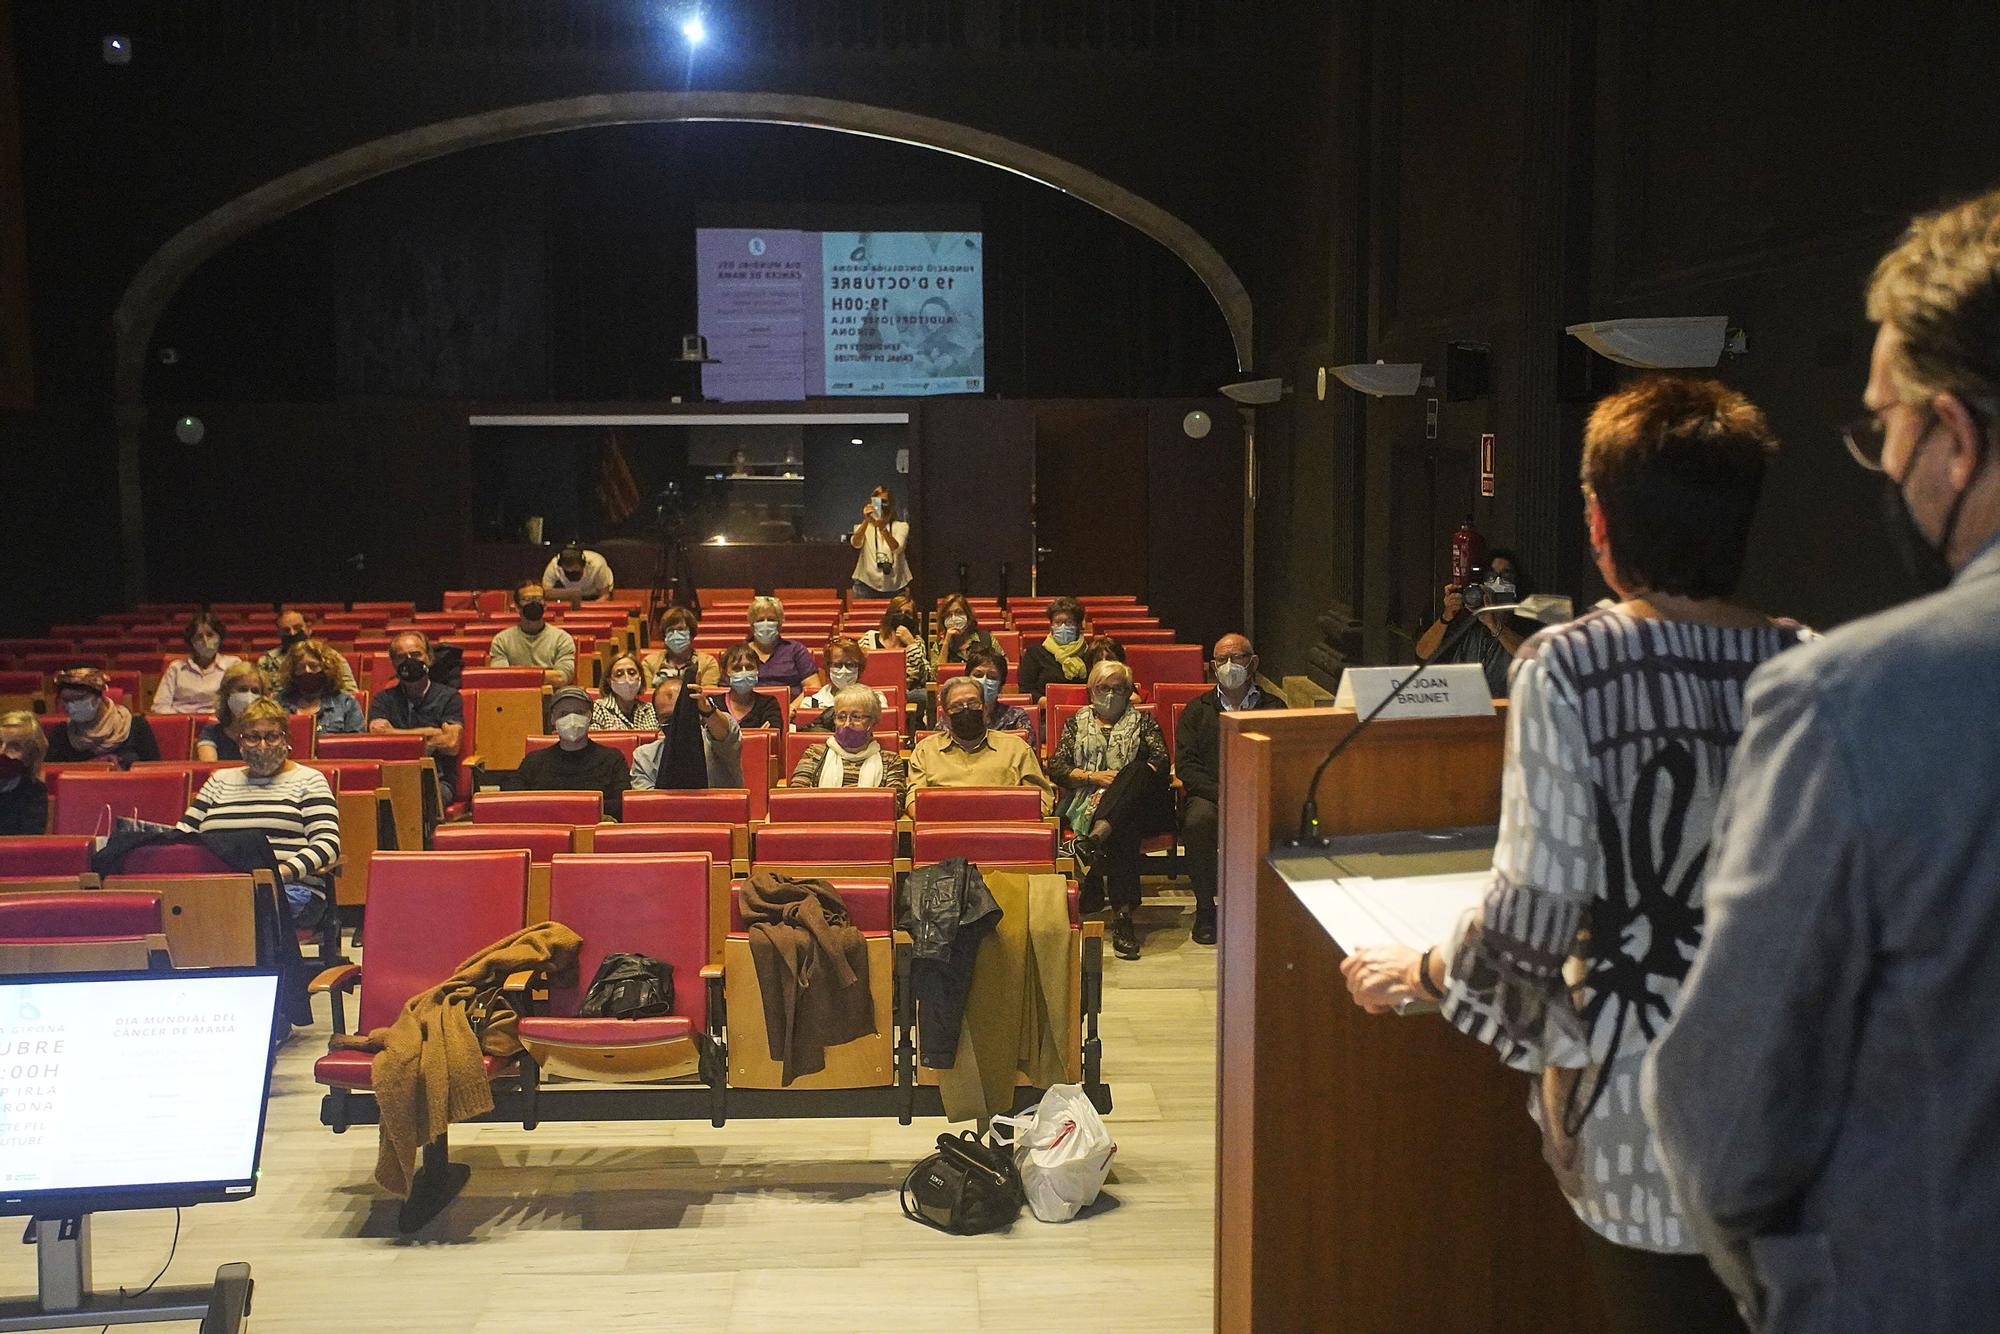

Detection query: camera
xmin=1459 ymin=565 xmax=1518 ymax=613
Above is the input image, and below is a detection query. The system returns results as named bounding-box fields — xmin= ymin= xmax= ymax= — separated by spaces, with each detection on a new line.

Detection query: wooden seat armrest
xmin=310 ymin=963 xmax=361 ymax=993
xmin=699 ymin=963 xmax=724 ymax=981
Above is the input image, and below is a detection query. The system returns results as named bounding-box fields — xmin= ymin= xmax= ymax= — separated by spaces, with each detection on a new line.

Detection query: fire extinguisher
xmin=1450 ymin=516 xmax=1487 ymax=586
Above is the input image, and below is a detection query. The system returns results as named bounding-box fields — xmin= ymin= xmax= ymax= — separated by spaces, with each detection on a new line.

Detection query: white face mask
xmin=227 ymin=690 xmax=259 ymax=718
xmin=752 ymin=620 xmax=780 ymax=646
xmin=553 ymin=714 xmax=590 ymax=743
xmin=610 ymin=677 xmax=641 ymax=702
xmin=191 ymin=635 xmax=219 ymax=662
xmin=828 ymin=664 xmax=860 ymax=689
xmin=945 ymin=615 xmax=967 ymax=633
xmin=1214 ymin=661 xmax=1251 ymax=692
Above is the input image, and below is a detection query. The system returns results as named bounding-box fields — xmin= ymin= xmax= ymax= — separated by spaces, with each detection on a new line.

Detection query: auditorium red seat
xmin=765 ymin=788 xmax=897 ymax=823
xmin=0 ymin=892 xmax=161 ymax=939
xmin=312 ymin=850 xmax=528 ymax=1091
xmin=350 ymin=601 xmax=416 ymax=618
xmin=525 ymin=731 xmax=649 ymax=765
xmin=473 ymin=790 xmax=602 ymax=826
xmin=314 ymin=733 xmax=426 ymax=761
xmin=1150 ymin=682 xmax=1212 ymax=761
xmin=516 ymin=853 xmax=714 ymax=1074
xmin=50 ymin=769 xmax=191 ymax=835
xmin=0 ymin=836 xmax=95 ymax=878
xmin=860 ymin=649 xmax=906 ymax=688
xmin=460 ymin=666 xmax=547 ymax=690
xmin=906 ymin=786 xmax=1046 ymax=826
xmin=751 ymin=821 xmax=896 ymax=872
xmin=621 ymin=789 xmax=749 ymax=826
xmin=911 ymin=822 xmax=1059 ymax=868
xmin=432 ymin=822 xmax=574 ymax=862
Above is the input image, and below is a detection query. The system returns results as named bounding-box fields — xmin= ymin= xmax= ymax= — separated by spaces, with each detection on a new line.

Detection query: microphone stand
xmin=1285 ymin=595 xmax=1570 ymax=849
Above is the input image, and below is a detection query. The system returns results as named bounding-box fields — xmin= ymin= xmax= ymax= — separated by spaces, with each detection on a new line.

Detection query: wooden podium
xmin=1214 ymin=706 xmax=1598 ymax=1333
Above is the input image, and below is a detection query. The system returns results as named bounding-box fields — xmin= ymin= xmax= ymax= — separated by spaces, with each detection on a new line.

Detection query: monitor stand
xmin=0 ymin=1215 xmax=251 ymax=1332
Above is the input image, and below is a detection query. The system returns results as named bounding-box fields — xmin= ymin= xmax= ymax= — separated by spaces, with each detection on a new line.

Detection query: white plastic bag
xmin=991 ymin=1083 xmax=1117 ymax=1223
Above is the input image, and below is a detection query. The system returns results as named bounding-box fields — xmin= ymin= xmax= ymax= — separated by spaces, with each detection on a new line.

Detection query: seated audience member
xmin=1414 ymin=548 xmax=1533 ymax=699
xmin=152 ymin=613 xmax=240 ymax=715
xmin=277 ymin=639 xmax=364 ymax=736
xmin=789 ymin=684 xmax=907 ymax=807
xmin=258 ymin=610 xmax=356 ymax=692
xmin=488 ymin=580 xmax=576 ymax=687
xmin=199 ymin=662 xmax=268 ymax=761
xmin=177 ymin=697 xmax=340 ymax=928
xmin=745 ymin=596 xmax=822 ymax=695
xmin=594 ymin=653 xmax=657 ymax=731
xmin=1051 ymin=660 xmax=1171 ymax=961
xmin=0 ymin=710 xmax=49 ymax=835
xmin=631 ymin=675 xmax=743 ymax=790
xmin=792 ymin=637 xmax=866 ymax=728
xmin=1339 ymin=376 xmax=1806 ymax=1334
xmin=642 ymin=605 xmax=719 ymax=687
xmin=719 ymin=644 xmax=784 ymax=730
xmin=367 ymin=631 xmax=464 ymax=807
xmin=1646 ymin=194 xmax=2000 ymax=1332
xmin=906 ymin=676 xmax=1055 ymax=814
xmin=1175 ymin=634 xmax=1286 ymax=945
xmin=542 ymin=540 xmax=614 ymax=603
xmin=855 ymin=597 xmax=929 ymax=690
xmin=964 ymin=646 xmax=1038 ymax=749
xmin=46 ymin=667 xmax=159 ymax=768
xmin=508 ymin=687 xmax=628 ymax=819
xmin=1019 ymin=595 xmax=1088 ymax=701
xmin=928 ymin=592 xmax=997 ymax=674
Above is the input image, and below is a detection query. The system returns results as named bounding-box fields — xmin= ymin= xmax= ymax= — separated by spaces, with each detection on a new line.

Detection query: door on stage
xmin=1033 ymin=405 xmax=1149 ymax=596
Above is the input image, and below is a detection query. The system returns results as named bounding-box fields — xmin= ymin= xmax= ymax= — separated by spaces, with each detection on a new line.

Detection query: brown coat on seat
xmin=739 ymin=871 xmax=874 ymax=1086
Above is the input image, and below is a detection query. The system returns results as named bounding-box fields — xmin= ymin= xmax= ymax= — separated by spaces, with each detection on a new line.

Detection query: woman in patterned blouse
xmin=593 ymin=652 xmax=658 ymax=732
xmin=1339 ymin=376 xmax=1812 ymax=1334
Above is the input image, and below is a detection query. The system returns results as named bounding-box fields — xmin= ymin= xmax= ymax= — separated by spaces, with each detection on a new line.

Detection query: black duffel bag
xmin=577 ymin=952 xmax=675 ymax=1019
xmin=900 ymin=1130 xmax=1023 ymax=1235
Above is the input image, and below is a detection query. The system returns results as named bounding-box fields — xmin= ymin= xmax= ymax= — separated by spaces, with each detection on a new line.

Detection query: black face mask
xmin=520 ymin=602 xmax=545 ymax=622
xmin=947 ymin=708 xmax=987 ymax=743
xmin=279 ymin=629 xmax=307 ymax=648
xmin=1881 ymin=423 xmax=1987 ymax=594
xmin=394 ymin=657 xmax=429 ymax=684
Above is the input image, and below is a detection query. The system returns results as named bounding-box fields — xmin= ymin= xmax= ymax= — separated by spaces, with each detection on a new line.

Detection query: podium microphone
xmin=1286 ymin=594 xmax=1573 ymax=849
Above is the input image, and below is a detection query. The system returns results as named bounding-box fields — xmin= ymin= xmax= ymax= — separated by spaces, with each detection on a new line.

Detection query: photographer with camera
xmin=1414 ymin=549 xmax=1531 ymax=699
xmin=850 ymin=484 xmax=911 ymax=599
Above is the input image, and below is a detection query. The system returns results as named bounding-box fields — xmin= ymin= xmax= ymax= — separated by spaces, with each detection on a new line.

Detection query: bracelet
xmin=1416 ymin=947 xmax=1445 ymax=1000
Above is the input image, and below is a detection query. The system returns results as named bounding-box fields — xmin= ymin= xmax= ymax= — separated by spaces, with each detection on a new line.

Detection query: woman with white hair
xmin=743 ymin=595 xmax=823 ymax=696
xmin=1050 ymin=659 xmax=1172 ymax=960
xmin=788 ymin=684 xmax=908 ymax=807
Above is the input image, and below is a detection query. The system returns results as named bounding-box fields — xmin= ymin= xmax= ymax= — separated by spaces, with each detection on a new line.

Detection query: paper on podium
xmin=1290 ymin=870 xmax=1490 ymax=955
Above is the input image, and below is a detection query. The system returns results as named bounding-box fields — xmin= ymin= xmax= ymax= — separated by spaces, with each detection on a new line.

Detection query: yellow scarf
xmin=1043 ymin=632 xmax=1087 ymax=682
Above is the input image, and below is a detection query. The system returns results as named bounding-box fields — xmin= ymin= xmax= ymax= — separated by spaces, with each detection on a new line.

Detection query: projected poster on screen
xmin=698 ymin=228 xmax=984 ymax=400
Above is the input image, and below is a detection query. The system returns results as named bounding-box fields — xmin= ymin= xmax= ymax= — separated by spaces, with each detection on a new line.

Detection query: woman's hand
xmin=859 ymin=502 xmax=880 ymax=525
xmin=1339 ymin=944 xmax=1427 ymax=1014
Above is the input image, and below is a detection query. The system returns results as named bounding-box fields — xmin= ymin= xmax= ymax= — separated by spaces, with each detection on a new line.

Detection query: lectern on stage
xmin=1213 ymin=706 xmax=1599 ymax=1333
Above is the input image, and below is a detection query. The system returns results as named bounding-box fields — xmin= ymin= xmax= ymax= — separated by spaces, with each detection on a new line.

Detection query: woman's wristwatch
xmin=1416 ymin=947 xmax=1446 ymax=1000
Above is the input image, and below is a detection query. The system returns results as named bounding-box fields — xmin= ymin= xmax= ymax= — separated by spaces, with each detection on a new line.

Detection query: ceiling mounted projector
xmin=1564 ymin=316 xmax=1745 ymax=368
xmin=1325 ymin=361 xmax=1427 ymax=397
xmin=1219 ymin=377 xmax=1288 ymax=405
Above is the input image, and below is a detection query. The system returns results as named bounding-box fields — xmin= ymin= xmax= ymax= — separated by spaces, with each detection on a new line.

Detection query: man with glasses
xmin=1173 ymin=633 xmax=1286 ymax=945
xmin=366 ymin=630 xmax=465 ymax=807
xmin=1646 ymin=189 xmax=2000 ymax=1330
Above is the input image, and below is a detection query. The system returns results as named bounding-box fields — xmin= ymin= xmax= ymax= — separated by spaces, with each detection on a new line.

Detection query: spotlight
xmin=850 ymin=437 xmax=864 ymax=445
xmin=682 ymin=14 xmax=707 ymax=45
xmin=102 ymin=34 xmax=132 ymax=64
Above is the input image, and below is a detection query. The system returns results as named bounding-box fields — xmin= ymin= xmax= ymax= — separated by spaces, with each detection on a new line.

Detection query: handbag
xmin=900 ymin=1130 xmax=1023 ymax=1235
xmin=577 ymin=952 xmax=675 ymax=1019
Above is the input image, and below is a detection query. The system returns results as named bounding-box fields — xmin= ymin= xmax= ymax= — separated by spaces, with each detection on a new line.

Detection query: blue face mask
xmin=729 ymin=671 xmax=759 ymax=693
xmin=752 ymin=620 xmax=780 ymax=646
xmin=974 ymin=675 xmax=1001 ymax=704
xmin=1051 ymin=623 xmax=1080 ymax=646
xmin=663 ymin=629 xmax=692 ymax=654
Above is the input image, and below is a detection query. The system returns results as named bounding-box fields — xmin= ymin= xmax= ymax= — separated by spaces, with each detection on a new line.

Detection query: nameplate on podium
xmin=1332 ymin=663 xmax=1495 ymax=719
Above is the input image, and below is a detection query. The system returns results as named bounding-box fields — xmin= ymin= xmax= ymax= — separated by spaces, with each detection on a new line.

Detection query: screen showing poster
xmin=0 ymin=972 xmax=278 ymax=1206
xmin=697 ymin=227 xmax=984 ymax=400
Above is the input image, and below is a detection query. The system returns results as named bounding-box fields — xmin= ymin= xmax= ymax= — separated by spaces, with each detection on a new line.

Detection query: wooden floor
xmin=1 ymin=892 xmax=1218 ymax=1332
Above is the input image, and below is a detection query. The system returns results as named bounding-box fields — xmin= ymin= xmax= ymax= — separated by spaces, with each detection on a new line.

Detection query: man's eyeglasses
xmin=1214 ymin=653 xmax=1254 ymax=667
xmin=1843 ymin=396 xmax=1992 ymax=472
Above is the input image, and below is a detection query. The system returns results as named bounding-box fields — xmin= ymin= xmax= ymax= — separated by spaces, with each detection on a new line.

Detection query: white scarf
xmin=816 ymin=737 xmax=885 ymax=789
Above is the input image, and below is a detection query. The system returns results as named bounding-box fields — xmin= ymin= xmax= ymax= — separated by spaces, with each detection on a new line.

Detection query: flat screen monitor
xmin=0 ymin=970 xmax=279 ymax=1215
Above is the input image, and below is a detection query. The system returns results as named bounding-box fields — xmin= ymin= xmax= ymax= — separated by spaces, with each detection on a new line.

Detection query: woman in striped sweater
xmin=176 ymin=697 xmax=341 ymax=926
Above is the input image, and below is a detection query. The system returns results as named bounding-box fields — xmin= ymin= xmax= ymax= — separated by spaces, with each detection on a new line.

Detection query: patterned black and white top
xmin=1440 ymin=608 xmax=1810 ymax=1253
xmin=176 ymin=764 xmax=341 ymax=887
